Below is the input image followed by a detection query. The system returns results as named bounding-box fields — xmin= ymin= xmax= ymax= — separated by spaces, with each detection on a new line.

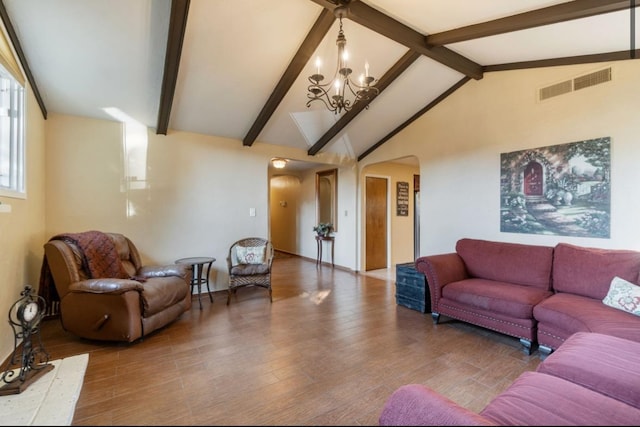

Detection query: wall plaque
xmin=396 ymin=181 xmax=409 ymax=216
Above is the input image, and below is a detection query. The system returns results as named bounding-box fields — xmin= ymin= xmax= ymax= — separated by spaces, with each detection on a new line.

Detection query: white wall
xmin=361 ymin=60 xmax=640 ymax=255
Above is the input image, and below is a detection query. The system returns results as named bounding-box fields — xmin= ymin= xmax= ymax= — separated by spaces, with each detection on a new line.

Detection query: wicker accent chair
xmin=226 ymin=237 xmax=274 ymax=305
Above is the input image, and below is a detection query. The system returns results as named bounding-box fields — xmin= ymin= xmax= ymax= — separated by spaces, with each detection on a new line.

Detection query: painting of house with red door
xmin=500 ymin=136 xmax=610 ymax=238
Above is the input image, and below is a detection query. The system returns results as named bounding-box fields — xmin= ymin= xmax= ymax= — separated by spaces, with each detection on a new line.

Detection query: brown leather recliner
xmin=42 ymin=231 xmax=192 ymax=342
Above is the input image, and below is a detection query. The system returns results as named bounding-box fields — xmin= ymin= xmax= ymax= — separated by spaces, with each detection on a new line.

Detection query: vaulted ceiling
xmin=2 ymin=0 xmax=638 ymax=165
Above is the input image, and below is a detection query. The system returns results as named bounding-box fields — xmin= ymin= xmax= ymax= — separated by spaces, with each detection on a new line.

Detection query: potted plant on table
xmin=313 ymin=222 xmax=334 ymax=237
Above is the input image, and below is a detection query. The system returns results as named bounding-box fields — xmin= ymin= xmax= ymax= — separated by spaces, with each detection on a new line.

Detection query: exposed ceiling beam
xmin=427 ymin=0 xmax=637 ymax=46
xmin=357 ymin=76 xmax=471 ymax=161
xmin=308 ymin=50 xmax=420 ymax=156
xmin=343 ymin=1 xmax=483 ymax=80
xmin=485 ymin=49 xmax=640 ymax=72
xmin=156 ymin=0 xmax=190 ymax=135
xmin=0 ymin=0 xmax=46 ymax=119
xmin=352 ymin=0 xmax=638 ymax=159
xmin=243 ymin=9 xmax=335 ymax=146
xmin=311 ymin=0 xmax=483 ymax=79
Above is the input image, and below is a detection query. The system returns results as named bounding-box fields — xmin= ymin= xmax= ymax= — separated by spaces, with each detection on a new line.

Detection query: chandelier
xmin=306 ymin=5 xmax=379 ymax=114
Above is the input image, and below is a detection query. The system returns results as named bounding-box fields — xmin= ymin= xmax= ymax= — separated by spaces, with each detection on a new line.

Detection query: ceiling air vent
xmin=538 ymin=67 xmax=612 ymax=101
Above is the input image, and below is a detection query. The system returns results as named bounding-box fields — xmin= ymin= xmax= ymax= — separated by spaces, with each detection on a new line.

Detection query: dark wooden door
xmin=365 ymin=176 xmax=387 ymax=270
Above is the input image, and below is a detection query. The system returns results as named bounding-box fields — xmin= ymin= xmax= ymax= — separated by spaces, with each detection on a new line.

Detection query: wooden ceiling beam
xmin=156 ymin=0 xmax=190 ymax=135
xmin=313 ymin=0 xmax=483 ymax=80
xmin=243 ymin=9 xmax=335 ymax=146
xmin=0 ymin=0 xmax=46 ymax=119
xmin=427 ymin=0 xmax=636 ymax=46
xmin=345 ymin=1 xmax=483 ymax=79
xmin=485 ymin=49 xmax=640 ymax=72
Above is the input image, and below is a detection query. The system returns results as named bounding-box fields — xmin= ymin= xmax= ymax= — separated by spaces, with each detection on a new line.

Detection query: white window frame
xmin=0 ymin=63 xmax=25 ymax=199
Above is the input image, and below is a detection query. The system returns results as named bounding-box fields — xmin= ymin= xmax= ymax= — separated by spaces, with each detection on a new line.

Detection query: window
xmin=0 ymin=63 xmax=25 ymax=198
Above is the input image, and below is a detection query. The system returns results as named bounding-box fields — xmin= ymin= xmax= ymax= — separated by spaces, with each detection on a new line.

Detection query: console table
xmin=315 ymin=235 xmax=334 ymax=268
xmin=175 ymin=257 xmax=215 ymax=309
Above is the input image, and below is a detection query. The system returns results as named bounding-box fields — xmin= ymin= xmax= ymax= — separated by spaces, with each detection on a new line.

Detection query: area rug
xmin=0 ymin=353 xmax=89 ymax=426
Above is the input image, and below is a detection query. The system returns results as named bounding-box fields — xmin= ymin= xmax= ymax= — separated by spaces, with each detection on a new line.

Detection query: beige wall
xmin=43 ymin=114 xmax=357 ymax=285
xmin=361 ymin=59 xmax=640 ymax=255
xmin=0 ymin=86 xmax=46 ymax=363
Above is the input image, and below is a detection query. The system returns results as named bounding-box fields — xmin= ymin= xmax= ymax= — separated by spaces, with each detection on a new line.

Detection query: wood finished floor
xmin=36 ymin=254 xmax=542 ymax=426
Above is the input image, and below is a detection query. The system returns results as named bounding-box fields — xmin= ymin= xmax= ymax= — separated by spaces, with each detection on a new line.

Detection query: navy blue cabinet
xmin=395 ymin=262 xmax=430 ymax=313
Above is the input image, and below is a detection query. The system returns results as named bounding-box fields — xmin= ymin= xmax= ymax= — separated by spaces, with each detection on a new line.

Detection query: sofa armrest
xmin=379 ymin=384 xmax=497 ymax=426
xmin=416 ymin=253 xmax=467 ymax=310
xmin=137 ymin=264 xmax=191 ymax=281
xmin=68 ymin=278 xmax=144 ymax=294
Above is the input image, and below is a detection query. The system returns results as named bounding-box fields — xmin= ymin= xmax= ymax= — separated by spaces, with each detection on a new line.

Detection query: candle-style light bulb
xmin=315 ymin=57 xmax=321 ymax=75
xmin=365 ymin=61 xmax=370 ymax=77
xmin=334 ymin=80 xmax=340 ymax=95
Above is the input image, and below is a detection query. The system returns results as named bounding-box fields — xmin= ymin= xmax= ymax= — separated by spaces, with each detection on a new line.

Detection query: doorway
xmin=365 ymin=176 xmax=388 ymax=270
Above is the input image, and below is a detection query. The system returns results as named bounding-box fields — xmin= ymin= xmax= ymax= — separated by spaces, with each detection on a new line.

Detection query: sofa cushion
xmin=533 ymin=293 xmax=640 ymax=343
xmin=456 ymin=238 xmax=553 ymax=289
xmin=480 ymin=371 xmax=640 ymax=425
xmin=379 ymin=384 xmax=496 ymax=426
xmin=230 ymin=263 xmax=270 ymax=276
xmin=602 ymin=276 xmax=640 ymax=316
xmin=537 ymin=332 xmax=640 ymax=408
xmin=443 ymin=278 xmax=552 ymax=319
xmin=552 ymin=243 xmax=640 ymax=299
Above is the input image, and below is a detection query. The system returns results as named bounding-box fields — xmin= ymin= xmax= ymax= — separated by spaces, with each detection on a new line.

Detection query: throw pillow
xmin=235 ymin=246 xmax=266 ymax=265
xmin=602 ymin=276 xmax=640 ymax=316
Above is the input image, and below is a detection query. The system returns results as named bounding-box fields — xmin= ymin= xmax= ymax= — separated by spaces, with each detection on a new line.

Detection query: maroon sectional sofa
xmin=534 ymin=242 xmax=640 ymax=354
xmin=415 ymin=238 xmax=640 ymax=355
xmin=379 ymin=332 xmax=640 ymax=425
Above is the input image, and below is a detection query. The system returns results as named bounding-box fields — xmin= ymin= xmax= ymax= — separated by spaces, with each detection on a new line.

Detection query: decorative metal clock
xmin=0 ymin=285 xmax=53 ymax=395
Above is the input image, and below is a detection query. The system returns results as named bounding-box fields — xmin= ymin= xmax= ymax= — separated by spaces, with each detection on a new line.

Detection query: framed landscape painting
xmin=500 ymin=137 xmax=610 ymax=238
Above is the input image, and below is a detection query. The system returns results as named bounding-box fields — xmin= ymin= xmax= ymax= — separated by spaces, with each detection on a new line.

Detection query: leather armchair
xmin=42 ymin=232 xmax=192 ymax=342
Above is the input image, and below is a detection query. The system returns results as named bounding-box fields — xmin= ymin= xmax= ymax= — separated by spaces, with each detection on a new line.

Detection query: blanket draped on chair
xmin=38 ymin=230 xmax=130 ymax=317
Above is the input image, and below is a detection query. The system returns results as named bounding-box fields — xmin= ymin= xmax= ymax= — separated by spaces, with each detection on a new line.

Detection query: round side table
xmin=175 ymin=257 xmax=216 ymax=309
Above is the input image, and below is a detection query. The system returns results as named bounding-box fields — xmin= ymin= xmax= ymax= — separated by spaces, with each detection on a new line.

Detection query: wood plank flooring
xmin=35 ymin=254 xmax=542 ymax=425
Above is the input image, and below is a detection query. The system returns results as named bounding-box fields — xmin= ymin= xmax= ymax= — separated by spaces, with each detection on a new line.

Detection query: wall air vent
xmin=539 ymin=80 xmax=572 ymax=100
xmin=538 ymin=67 xmax=612 ymax=101
xmin=573 ymin=67 xmax=611 ymax=91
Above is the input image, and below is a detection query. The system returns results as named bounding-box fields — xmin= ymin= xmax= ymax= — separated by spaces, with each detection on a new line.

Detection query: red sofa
xmin=416 ymin=238 xmax=640 ymax=355
xmin=534 ymin=242 xmax=640 ymax=354
xmin=379 ymin=332 xmax=640 ymax=425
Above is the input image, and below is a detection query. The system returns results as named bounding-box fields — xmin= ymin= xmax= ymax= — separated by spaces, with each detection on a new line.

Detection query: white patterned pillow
xmin=602 ymin=276 xmax=640 ymax=316
xmin=235 ymin=246 xmax=266 ymax=265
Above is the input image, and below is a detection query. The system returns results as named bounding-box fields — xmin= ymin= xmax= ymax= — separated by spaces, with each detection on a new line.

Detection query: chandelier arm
xmin=306 ymin=96 xmax=338 ymax=114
